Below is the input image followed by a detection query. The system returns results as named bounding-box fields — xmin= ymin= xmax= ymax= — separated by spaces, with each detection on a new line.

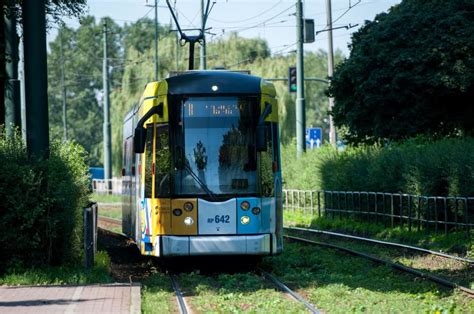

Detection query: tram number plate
xmin=208 ymin=215 xmax=230 ymax=224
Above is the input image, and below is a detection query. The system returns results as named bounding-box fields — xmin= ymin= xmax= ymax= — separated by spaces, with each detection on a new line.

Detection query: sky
xmin=53 ymin=0 xmax=402 ymax=56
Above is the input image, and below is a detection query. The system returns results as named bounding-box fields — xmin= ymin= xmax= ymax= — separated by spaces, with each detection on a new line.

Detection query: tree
xmin=329 ymin=0 xmax=474 ymax=144
xmin=0 ymin=0 xmax=87 ymax=125
xmin=47 ymin=16 xmax=123 ymax=166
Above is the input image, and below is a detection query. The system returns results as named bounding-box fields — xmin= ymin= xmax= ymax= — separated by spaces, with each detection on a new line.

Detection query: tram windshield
xmin=174 ymin=96 xmax=258 ymax=196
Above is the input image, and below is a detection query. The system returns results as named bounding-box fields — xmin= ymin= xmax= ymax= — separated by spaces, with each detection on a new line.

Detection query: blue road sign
xmin=305 ymin=127 xmax=322 ymax=149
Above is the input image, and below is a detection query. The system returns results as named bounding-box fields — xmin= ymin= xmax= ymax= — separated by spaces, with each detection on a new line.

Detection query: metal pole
xmin=200 ymin=0 xmax=207 ymax=70
xmin=175 ymin=8 xmax=179 ymax=71
xmin=22 ymin=0 xmax=49 ymax=159
xmin=296 ymin=0 xmax=306 ymax=158
xmin=59 ymin=29 xmax=67 ymax=141
xmin=326 ymin=0 xmax=336 ymax=146
xmin=154 ymin=0 xmax=159 ymax=81
xmin=189 ymin=42 xmax=195 ymax=70
xmin=103 ymin=22 xmax=112 ymax=186
xmin=19 ymin=37 xmax=26 ymax=142
xmin=4 ymin=0 xmax=21 ymax=136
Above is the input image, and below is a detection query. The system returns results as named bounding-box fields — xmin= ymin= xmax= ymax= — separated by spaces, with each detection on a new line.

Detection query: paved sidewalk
xmin=0 ymin=283 xmax=140 ymax=314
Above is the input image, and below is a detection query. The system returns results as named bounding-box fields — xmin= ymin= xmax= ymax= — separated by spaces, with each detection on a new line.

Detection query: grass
xmin=177 ymin=272 xmax=308 ymax=313
xmin=286 ymin=228 xmax=474 ymax=289
xmin=284 ymin=210 xmax=473 ymax=257
xmin=141 ymin=269 xmax=308 ymax=313
xmin=97 ymin=203 xmax=123 ymax=234
xmin=262 ymin=240 xmax=474 ymax=313
xmin=0 ymin=251 xmax=113 ymax=285
xmin=141 ymin=272 xmax=176 ymax=314
xmin=98 ymin=203 xmax=122 ymax=220
xmin=91 ymin=192 xmax=122 ymax=203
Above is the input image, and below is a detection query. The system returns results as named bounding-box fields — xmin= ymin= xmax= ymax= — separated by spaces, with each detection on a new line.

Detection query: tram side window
xmin=272 ymin=123 xmax=280 ymax=172
xmin=154 ymin=124 xmax=171 ymax=197
xmin=144 ymin=124 xmax=154 ymax=198
xmin=260 ymin=123 xmax=274 ymax=197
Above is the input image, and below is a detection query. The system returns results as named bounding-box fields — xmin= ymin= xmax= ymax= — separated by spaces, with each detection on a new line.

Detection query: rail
xmin=285 ymin=235 xmax=474 ymax=297
xmin=259 ymin=269 xmax=320 ymax=313
xmin=169 ymin=273 xmax=189 ymax=314
xmin=283 ymin=189 xmax=474 ymax=234
xmin=285 ymin=226 xmax=474 ymax=264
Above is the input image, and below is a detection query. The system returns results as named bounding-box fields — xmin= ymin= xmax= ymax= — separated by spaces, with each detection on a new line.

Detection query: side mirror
xmin=133 ymin=127 xmax=146 ymax=153
xmin=256 ymin=124 xmax=267 ymax=152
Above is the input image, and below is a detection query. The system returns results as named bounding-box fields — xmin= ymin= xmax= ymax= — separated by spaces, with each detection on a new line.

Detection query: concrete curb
xmin=130 ymin=283 xmax=141 ymax=314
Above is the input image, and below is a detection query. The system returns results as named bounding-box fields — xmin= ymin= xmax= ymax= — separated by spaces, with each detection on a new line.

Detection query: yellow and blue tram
xmin=122 ymin=71 xmax=283 ymax=257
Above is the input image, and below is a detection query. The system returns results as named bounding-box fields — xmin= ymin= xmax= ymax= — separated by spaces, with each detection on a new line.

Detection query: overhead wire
xmin=331 ymin=0 xmax=362 ymax=26
xmin=173 ymin=6 xmax=198 ymax=29
xmin=206 ymin=3 xmax=295 ymax=44
xmin=272 ymin=42 xmax=297 ymax=56
xmin=220 ymin=4 xmax=295 ymax=32
xmin=209 ymin=0 xmax=283 ymax=24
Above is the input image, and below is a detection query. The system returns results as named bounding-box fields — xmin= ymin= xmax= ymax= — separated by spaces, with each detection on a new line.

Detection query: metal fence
xmin=92 ymin=178 xmax=122 ymax=195
xmin=283 ymin=189 xmax=474 ymax=234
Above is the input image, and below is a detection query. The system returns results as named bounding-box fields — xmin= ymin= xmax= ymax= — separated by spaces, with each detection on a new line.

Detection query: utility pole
xmin=19 ymin=36 xmax=26 ymax=142
xmin=103 ymin=21 xmax=112 ymax=187
xmin=200 ymin=0 xmax=207 ymax=70
xmin=175 ymin=11 xmax=180 ymax=71
xmin=146 ymin=0 xmax=159 ymax=80
xmin=326 ymin=0 xmax=336 ymax=146
xmin=154 ymin=0 xmax=159 ymax=80
xmin=59 ymin=29 xmax=67 ymax=141
xmin=296 ymin=0 xmax=306 ymax=158
xmin=4 ymin=0 xmax=21 ymax=137
xmin=22 ymin=0 xmax=49 ymax=159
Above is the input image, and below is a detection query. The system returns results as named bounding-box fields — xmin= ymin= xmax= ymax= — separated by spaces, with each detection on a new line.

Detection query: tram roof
xmin=165 ymin=70 xmax=263 ymax=95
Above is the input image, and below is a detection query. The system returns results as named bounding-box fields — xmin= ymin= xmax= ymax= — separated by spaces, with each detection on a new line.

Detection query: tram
xmin=121 ymin=70 xmax=283 ymax=257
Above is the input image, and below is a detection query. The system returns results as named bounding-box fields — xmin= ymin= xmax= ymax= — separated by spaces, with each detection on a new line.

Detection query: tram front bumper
xmin=160 ymin=234 xmax=271 ymax=256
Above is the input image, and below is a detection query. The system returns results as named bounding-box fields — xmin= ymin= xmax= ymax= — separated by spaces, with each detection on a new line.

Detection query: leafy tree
xmin=122 ymin=18 xmax=171 ymax=54
xmin=329 ymin=0 xmax=474 ymax=144
xmin=109 ymin=31 xmax=341 ymax=174
xmin=0 ymin=0 xmax=87 ymax=126
xmin=47 ymin=16 xmax=123 ymax=166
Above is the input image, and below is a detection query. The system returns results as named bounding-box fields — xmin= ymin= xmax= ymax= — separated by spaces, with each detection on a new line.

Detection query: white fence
xmin=92 ymin=178 xmax=122 ymax=195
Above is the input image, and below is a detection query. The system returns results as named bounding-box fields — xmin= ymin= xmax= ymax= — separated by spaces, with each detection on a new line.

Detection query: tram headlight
xmin=184 ymin=216 xmax=194 ymax=226
xmin=252 ymin=207 xmax=261 ymax=215
xmin=240 ymin=201 xmax=250 ymax=211
xmin=240 ymin=215 xmax=250 ymax=225
xmin=173 ymin=208 xmax=182 ymax=216
xmin=184 ymin=202 xmax=193 ymax=212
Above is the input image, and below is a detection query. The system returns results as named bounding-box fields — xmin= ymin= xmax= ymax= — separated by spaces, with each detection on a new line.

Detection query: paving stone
xmin=0 ymin=283 xmax=140 ymax=314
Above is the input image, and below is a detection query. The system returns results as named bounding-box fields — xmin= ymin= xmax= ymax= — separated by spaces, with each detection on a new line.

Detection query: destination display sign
xmin=184 ymin=98 xmax=240 ymax=118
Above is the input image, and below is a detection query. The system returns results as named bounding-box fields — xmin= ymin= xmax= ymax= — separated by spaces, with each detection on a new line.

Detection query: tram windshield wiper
xmin=182 ymin=162 xmax=217 ymax=201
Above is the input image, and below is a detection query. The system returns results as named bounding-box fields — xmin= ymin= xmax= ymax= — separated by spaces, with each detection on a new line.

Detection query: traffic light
xmin=288 ymin=66 xmax=297 ymax=93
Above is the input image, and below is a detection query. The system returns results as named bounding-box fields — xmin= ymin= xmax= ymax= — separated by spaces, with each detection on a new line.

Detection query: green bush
xmin=282 ymin=137 xmax=474 ymax=196
xmin=0 ymin=130 xmax=90 ymax=272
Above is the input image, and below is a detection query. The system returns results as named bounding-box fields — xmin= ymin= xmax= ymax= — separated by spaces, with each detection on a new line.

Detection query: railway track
xmin=98 ymin=217 xmax=320 ymax=312
xmin=169 ymin=273 xmax=190 ymax=314
xmin=284 ymin=234 xmax=474 ymax=297
xmin=98 ymin=215 xmax=122 ymax=227
xmin=259 ymin=269 xmax=320 ymax=313
xmin=285 ymin=226 xmax=474 ymax=264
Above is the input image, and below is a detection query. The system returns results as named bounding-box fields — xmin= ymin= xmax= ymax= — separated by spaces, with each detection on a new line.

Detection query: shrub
xmin=0 ymin=129 xmax=90 ymax=272
xmin=281 ymin=137 xmax=474 ymax=197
